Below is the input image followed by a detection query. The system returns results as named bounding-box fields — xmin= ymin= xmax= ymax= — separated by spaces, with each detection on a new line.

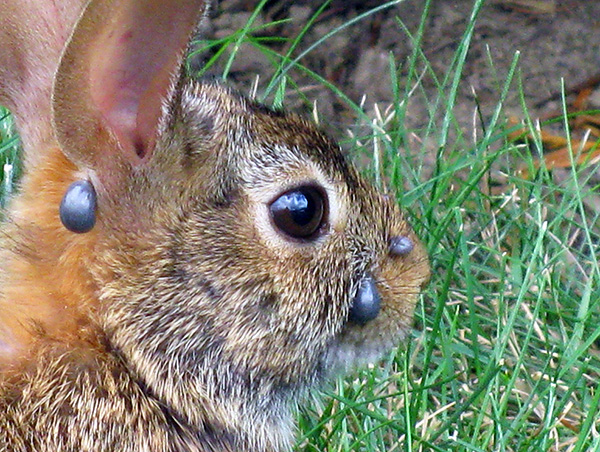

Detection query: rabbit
xmin=0 ymin=0 xmax=430 ymax=450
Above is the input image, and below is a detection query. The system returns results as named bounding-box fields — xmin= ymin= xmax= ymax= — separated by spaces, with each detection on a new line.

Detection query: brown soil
xmin=205 ymin=0 xmax=600 ymax=155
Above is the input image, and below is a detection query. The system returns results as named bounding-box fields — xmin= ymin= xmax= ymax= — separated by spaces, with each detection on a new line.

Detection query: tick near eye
xmin=269 ymin=185 xmax=326 ymax=240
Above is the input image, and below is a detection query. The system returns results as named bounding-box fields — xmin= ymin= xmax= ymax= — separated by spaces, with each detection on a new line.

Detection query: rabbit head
xmin=0 ymin=0 xmax=430 ymax=448
xmin=90 ymin=80 xmax=430 ymax=437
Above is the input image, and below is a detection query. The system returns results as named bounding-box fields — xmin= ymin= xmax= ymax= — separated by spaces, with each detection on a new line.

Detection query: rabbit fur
xmin=0 ymin=0 xmax=430 ymax=450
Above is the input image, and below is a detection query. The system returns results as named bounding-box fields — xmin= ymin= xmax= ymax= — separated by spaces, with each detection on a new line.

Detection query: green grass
xmin=2 ymin=0 xmax=600 ymax=450
xmin=0 ymin=106 xmax=20 ymax=209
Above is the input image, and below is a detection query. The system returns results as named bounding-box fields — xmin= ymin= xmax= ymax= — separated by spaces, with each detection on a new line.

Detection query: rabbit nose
xmin=348 ymin=275 xmax=381 ymax=325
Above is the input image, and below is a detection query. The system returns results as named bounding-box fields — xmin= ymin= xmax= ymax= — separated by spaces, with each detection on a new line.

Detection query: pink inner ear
xmin=87 ymin=1 xmax=202 ymax=162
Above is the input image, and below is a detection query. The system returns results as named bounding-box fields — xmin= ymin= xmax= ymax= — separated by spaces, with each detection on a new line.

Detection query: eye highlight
xmin=269 ymin=185 xmax=326 ymax=240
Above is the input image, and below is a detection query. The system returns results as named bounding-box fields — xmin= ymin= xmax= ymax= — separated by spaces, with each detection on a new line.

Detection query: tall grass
xmin=2 ymin=0 xmax=599 ymax=450
xmin=0 ymin=106 xmax=19 ymax=210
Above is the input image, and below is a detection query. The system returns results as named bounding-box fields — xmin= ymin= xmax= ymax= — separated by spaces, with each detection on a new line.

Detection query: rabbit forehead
xmin=240 ymin=144 xmax=342 ymax=208
xmin=179 ymin=80 xmax=353 ymax=177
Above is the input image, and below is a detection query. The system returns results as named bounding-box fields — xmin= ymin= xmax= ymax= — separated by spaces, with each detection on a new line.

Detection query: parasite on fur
xmin=390 ymin=236 xmax=414 ymax=256
xmin=59 ymin=180 xmax=97 ymax=233
xmin=348 ymin=275 xmax=381 ymax=325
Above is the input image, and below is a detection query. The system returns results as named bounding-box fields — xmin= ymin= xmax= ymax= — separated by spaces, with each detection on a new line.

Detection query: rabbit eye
xmin=269 ymin=185 xmax=326 ymax=240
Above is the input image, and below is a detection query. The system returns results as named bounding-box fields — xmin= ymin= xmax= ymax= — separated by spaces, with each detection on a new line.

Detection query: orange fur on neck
xmin=0 ymin=147 xmax=100 ymax=369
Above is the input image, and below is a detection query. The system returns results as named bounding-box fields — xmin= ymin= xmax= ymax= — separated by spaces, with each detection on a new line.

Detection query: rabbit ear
xmin=53 ymin=0 xmax=207 ymax=169
xmin=0 ymin=0 xmax=85 ymax=168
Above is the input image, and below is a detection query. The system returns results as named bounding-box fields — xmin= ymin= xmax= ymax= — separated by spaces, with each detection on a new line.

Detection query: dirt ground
xmin=205 ymin=0 xmax=600 ymax=153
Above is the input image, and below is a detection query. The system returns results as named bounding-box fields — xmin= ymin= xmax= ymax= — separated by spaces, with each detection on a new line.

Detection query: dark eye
xmin=269 ymin=185 xmax=326 ymax=240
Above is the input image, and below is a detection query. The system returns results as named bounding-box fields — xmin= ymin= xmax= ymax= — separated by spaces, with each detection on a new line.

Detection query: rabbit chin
xmin=325 ymin=324 xmax=412 ymax=375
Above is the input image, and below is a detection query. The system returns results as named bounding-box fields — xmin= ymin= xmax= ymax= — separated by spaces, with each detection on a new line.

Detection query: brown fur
xmin=0 ymin=148 xmax=97 ymax=360
xmin=0 ymin=1 xmax=430 ymax=451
